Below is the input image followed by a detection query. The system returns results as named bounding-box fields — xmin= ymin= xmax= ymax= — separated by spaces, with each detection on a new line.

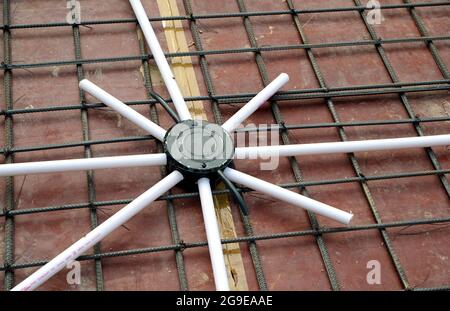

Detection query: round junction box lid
xmin=164 ymin=120 xmax=235 ymax=178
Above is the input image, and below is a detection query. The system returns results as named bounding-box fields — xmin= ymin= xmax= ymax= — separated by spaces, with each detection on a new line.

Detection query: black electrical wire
xmin=148 ymin=90 xmax=180 ymax=123
xmin=217 ymin=170 xmax=249 ymax=215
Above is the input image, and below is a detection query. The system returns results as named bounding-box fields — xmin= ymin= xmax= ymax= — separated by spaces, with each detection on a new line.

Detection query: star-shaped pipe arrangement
xmin=4 ymin=0 xmax=450 ymax=291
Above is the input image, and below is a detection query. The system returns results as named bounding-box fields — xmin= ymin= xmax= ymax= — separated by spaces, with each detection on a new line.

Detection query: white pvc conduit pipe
xmin=12 ymin=170 xmax=184 ymax=291
xmin=198 ymin=178 xmax=230 ymax=291
xmin=222 ymin=73 xmax=289 ymax=133
xmin=223 ymin=168 xmax=353 ymax=224
xmin=0 ymin=154 xmax=167 ymax=177
xmin=129 ymin=0 xmax=192 ymax=121
xmin=79 ymin=79 xmax=167 ymax=141
xmin=235 ymin=134 xmax=450 ymax=159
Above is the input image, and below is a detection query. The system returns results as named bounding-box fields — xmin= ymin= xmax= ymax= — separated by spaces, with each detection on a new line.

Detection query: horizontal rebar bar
xmin=1 ymin=168 xmax=448 ymax=218
xmin=2 ymin=35 xmax=450 ymax=71
xmin=1 ymin=81 xmax=449 ymax=117
xmin=2 ymin=216 xmax=449 ymax=272
xmin=1 ymin=1 xmax=449 ymax=30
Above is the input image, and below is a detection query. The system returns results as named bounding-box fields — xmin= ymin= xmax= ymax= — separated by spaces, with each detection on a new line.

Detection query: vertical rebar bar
xmin=137 ymin=26 xmax=189 ymax=291
xmin=2 ymin=0 xmax=15 ymax=291
xmin=72 ymin=19 xmax=105 ymax=290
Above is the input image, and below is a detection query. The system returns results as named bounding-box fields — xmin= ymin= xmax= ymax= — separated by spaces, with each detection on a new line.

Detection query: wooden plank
xmin=157 ymin=0 xmax=206 ymax=120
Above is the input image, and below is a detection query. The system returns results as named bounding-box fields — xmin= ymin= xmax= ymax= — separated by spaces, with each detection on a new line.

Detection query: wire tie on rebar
xmin=3 ymin=148 xmax=13 ymax=158
xmin=358 ymin=172 xmax=367 ymax=181
xmin=80 ymin=101 xmax=88 ymax=111
xmin=5 ymin=209 xmax=15 ymax=218
xmin=88 ymin=203 xmax=97 ymax=211
xmin=3 ymin=24 xmax=10 ymax=31
xmin=188 ymin=13 xmax=195 ymax=22
xmin=312 ymin=229 xmax=322 ymax=237
xmin=297 ymin=185 xmax=307 ymax=193
xmin=1 ymin=61 xmax=12 ymax=71
xmin=279 ymin=121 xmax=288 ymax=132
xmin=247 ymin=236 xmax=257 ymax=243
xmin=178 ymin=241 xmax=187 ymax=252
xmin=208 ymin=92 xmax=218 ymax=102
xmin=374 ymin=37 xmax=382 ymax=46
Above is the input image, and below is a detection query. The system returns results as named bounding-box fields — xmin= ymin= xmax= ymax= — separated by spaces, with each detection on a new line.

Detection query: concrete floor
xmin=0 ymin=0 xmax=449 ymax=290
